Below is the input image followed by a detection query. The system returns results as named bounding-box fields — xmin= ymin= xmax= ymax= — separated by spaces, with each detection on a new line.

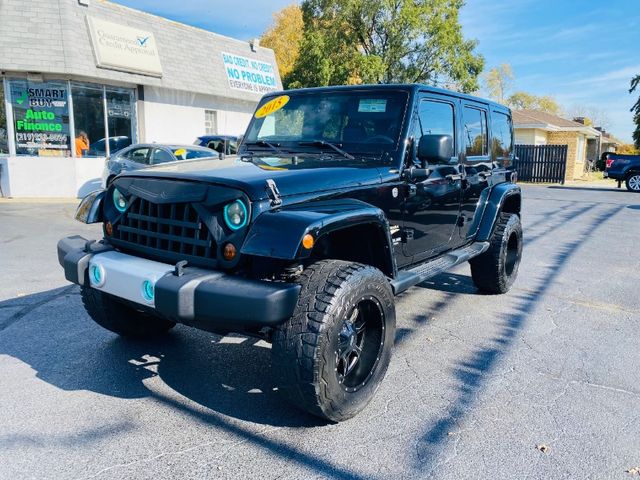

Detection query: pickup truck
xmin=603 ymin=153 xmax=640 ymax=191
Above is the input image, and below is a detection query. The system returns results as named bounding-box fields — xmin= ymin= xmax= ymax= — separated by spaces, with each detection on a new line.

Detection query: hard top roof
xmin=263 ymin=83 xmax=509 ymax=111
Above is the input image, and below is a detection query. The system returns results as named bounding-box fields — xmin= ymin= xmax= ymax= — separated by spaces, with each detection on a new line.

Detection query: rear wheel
xmin=470 ymin=212 xmax=522 ymax=294
xmin=626 ymin=173 xmax=640 ymax=192
xmin=81 ymin=287 xmax=175 ymax=337
xmin=272 ymin=260 xmax=396 ymax=422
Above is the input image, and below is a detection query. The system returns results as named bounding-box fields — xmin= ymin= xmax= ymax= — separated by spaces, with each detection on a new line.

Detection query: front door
xmin=403 ymin=94 xmax=463 ymax=262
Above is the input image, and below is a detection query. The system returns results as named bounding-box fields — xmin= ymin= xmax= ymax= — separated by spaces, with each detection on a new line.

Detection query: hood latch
xmin=265 ymin=179 xmax=282 ymax=207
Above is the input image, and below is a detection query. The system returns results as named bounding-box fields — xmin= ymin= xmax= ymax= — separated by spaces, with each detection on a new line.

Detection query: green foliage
xmin=507 ymin=91 xmax=561 ymax=115
xmin=631 ymin=75 xmax=640 ymax=149
xmin=287 ymin=0 xmax=484 ymax=92
xmin=260 ymin=4 xmax=304 ymax=80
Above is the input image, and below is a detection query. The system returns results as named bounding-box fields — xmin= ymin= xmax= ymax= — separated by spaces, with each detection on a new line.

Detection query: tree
xmin=287 ymin=0 xmax=484 ymax=92
xmin=568 ymin=105 xmax=611 ymax=130
xmin=631 ymin=74 xmax=640 ymax=149
xmin=483 ymin=63 xmax=513 ymax=103
xmin=260 ymin=4 xmax=304 ymax=84
xmin=506 ymin=91 xmax=561 ymax=115
xmin=618 ymin=143 xmax=639 ymax=155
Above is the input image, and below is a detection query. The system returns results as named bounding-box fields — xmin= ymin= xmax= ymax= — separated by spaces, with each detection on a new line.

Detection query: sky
xmin=115 ymin=0 xmax=639 ymax=142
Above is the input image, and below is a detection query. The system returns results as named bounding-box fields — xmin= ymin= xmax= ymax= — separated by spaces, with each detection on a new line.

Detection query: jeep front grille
xmin=111 ymin=198 xmax=217 ymax=267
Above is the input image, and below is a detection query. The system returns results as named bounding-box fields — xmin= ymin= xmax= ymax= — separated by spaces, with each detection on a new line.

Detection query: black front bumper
xmin=57 ymin=236 xmax=301 ymax=333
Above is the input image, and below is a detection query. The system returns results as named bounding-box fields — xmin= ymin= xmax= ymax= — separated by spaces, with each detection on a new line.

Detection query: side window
xmin=184 ymin=148 xmax=217 ymax=159
xmin=416 ymin=99 xmax=455 ymax=164
xmin=228 ymin=140 xmax=238 ymax=154
xmin=150 ymin=148 xmax=174 ymax=164
xmin=124 ymin=147 xmax=150 ymax=164
xmin=463 ymin=106 xmax=488 ymax=157
xmin=207 ymin=140 xmax=224 ymax=153
xmin=491 ymin=111 xmax=513 ymax=160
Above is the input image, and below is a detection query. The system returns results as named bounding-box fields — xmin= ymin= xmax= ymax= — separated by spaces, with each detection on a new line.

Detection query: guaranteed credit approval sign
xmin=87 ymin=16 xmax=163 ymax=77
xmin=222 ymin=52 xmax=278 ymax=94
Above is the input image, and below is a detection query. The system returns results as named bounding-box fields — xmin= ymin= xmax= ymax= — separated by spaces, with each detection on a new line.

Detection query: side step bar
xmin=390 ymin=242 xmax=490 ymax=294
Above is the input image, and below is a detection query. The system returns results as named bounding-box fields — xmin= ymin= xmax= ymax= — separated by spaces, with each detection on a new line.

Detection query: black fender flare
xmin=240 ymin=199 xmax=395 ymax=276
xmin=475 ymin=183 xmax=522 ymax=242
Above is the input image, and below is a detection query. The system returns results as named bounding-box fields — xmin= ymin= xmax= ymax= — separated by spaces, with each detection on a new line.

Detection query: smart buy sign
xmin=222 ymin=52 xmax=278 ymax=94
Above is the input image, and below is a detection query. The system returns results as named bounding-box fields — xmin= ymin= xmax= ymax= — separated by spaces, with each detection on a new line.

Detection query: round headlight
xmin=223 ymin=200 xmax=248 ymax=230
xmin=113 ymin=188 xmax=128 ymax=213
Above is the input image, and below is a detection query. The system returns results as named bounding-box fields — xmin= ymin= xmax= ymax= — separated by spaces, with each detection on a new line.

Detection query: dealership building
xmin=0 ymin=0 xmax=281 ymax=197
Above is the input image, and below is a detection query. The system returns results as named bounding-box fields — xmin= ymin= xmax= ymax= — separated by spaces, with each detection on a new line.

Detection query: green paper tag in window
xmin=358 ymin=99 xmax=387 ymax=113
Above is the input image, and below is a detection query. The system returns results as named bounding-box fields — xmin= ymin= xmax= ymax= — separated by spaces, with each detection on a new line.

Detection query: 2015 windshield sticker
xmin=358 ymin=99 xmax=387 ymax=113
xmin=255 ymin=95 xmax=290 ymax=118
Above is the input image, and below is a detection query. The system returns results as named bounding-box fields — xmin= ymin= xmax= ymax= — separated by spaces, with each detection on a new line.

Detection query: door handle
xmin=445 ymin=173 xmax=463 ymax=182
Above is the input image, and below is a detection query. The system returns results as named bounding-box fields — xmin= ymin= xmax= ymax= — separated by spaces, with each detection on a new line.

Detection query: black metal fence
xmin=514 ymin=144 xmax=568 ymax=184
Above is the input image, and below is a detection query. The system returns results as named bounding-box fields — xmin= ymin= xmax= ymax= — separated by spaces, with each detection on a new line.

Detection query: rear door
xmin=459 ymin=105 xmax=512 ymax=239
xmin=402 ymin=93 xmax=463 ymax=261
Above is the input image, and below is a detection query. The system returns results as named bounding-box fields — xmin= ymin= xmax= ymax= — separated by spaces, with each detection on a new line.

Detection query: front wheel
xmin=272 ymin=260 xmax=396 ymax=422
xmin=470 ymin=212 xmax=523 ymax=294
xmin=626 ymin=173 xmax=640 ymax=192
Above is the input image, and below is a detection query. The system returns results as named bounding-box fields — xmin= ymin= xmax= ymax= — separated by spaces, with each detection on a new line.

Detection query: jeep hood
xmin=123 ymin=157 xmax=383 ymax=200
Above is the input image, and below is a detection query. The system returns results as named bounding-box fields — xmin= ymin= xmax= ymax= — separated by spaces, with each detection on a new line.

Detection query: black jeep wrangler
xmin=58 ymin=85 xmax=522 ymax=422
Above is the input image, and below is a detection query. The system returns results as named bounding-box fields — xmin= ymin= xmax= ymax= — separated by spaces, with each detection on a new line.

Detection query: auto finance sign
xmin=222 ymin=52 xmax=278 ymax=94
xmin=87 ymin=16 xmax=163 ymax=77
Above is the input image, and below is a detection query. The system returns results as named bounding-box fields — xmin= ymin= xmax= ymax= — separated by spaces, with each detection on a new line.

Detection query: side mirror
xmin=418 ymin=134 xmax=454 ymax=165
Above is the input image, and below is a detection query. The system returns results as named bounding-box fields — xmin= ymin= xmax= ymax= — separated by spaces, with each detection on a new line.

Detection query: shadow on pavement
xmin=411 ymin=204 xmax=623 ymax=470
xmin=0 ymin=289 xmax=322 ymax=428
xmin=0 ymin=287 xmax=373 ymax=479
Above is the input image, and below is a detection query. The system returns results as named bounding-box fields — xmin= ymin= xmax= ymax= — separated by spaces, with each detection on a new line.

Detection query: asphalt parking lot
xmin=1 ymin=184 xmax=639 ymax=480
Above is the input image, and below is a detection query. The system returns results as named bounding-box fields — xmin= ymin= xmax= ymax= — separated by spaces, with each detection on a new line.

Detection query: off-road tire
xmin=625 ymin=173 xmax=640 ymax=192
xmin=470 ymin=212 xmax=522 ymax=294
xmin=272 ymin=260 xmax=396 ymax=422
xmin=81 ymin=287 xmax=175 ymax=337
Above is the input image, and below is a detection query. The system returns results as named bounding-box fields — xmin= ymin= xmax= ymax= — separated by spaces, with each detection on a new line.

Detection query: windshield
xmin=242 ymin=89 xmax=409 ymax=164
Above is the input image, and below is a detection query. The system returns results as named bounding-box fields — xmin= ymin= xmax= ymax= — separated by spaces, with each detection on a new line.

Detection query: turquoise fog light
xmin=141 ymin=279 xmax=155 ymax=303
xmin=90 ymin=264 xmax=105 ymax=286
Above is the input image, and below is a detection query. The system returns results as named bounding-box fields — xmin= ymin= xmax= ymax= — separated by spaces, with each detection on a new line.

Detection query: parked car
xmin=102 ymin=143 xmax=219 ymax=186
xmin=603 ymin=152 xmax=640 ymax=192
xmin=59 ymin=84 xmax=522 ymax=422
xmin=89 ymin=136 xmax=132 ymax=156
xmin=194 ymin=135 xmax=239 ymax=156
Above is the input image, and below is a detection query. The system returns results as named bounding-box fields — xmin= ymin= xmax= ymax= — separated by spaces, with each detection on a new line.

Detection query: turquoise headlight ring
xmin=113 ymin=188 xmax=128 ymax=213
xmin=223 ymin=199 xmax=248 ymax=231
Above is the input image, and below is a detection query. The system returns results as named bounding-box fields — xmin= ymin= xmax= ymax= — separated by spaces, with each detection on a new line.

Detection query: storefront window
xmin=72 ymin=83 xmax=135 ymax=157
xmin=9 ymin=79 xmax=71 ymax=156
xmin=71 ymin=84 xmax=105 ymax=157
xmin=106 ymin=88 xmax=134 ymax=154
xmin=0 ymin=81 xmax=8 ymax=154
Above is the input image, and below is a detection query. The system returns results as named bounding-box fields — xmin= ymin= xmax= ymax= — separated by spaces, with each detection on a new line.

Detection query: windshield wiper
xmin=244 ymin=140 xmax=284 ymax=155
xmin=297 ymin=140 xmax=355 ymax=160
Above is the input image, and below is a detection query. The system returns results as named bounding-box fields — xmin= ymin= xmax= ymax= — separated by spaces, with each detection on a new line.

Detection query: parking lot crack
xmin=537 ymin=372 xmax=640 ymax=399
xmin=0 ymin=286 xmax=76 ymax=333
